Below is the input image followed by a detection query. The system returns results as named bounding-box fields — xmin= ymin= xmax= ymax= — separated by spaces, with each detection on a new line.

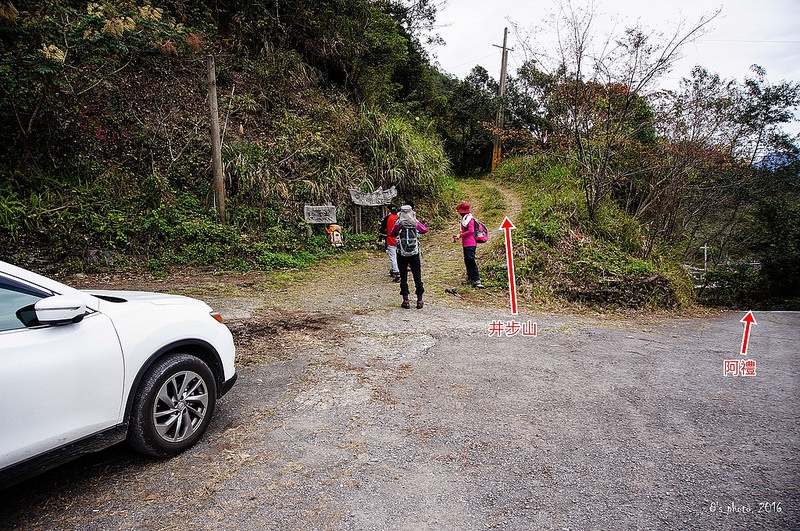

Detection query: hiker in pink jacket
xmin=452 ymin=201 xmax=483 ymax=288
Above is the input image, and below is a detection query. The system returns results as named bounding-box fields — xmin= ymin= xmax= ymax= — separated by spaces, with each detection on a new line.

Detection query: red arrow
xmin=740 ymin=311 xmax=757 ymax=355
xmin=500 ymin=217 xmax=517 ymax=314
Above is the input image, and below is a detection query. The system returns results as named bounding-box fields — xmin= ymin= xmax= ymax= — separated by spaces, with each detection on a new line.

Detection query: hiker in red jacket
xmin=452 ymin=201 xmax=483 ymax=288
xmin=384 ymin=205 xmax=400 ymax=281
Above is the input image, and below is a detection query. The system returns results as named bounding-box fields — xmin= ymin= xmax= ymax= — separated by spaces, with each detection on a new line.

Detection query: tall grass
xmin=224 ymin=101 xmax=452 ymax=230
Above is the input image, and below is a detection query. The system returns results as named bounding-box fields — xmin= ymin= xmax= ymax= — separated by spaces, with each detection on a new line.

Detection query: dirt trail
xmin=320 ymin=179 xmax=517 ymax=313
xmin=189 ymin=178 xmax=523 ymax=318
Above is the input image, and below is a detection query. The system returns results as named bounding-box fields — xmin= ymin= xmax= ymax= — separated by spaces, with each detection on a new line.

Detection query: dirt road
xmin=1 ymin=186 xmax=798 ymax=530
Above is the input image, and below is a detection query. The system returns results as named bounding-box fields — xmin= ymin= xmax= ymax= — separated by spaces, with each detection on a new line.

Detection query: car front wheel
xmin=128 ymin=353 xmax=217 ymax=457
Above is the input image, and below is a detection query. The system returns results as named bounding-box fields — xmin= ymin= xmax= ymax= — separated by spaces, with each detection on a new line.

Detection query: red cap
xmin=456 ymin=202 xmax=471 ymax=214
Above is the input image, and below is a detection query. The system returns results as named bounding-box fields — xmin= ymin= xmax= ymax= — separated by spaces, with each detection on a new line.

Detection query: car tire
xmin=128 ymin=353 xmax=217 ymax=458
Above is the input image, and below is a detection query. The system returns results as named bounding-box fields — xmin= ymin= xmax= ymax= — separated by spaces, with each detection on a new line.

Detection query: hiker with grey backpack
xmin=389 ymin=204 xmax=428 ymax=308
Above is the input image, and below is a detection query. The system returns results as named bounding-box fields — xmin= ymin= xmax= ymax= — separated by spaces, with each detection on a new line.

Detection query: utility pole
xmin=207 ymin=54 xmax=225 ymax=223
xmin=701 ymin=243 xmax=710 ymax=271
xmin=491 ymin=27 xmax=510 ymax=172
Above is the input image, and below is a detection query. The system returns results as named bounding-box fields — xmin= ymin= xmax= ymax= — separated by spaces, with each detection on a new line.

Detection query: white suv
xmin=0 ymin=260 xmax=237 ymax=488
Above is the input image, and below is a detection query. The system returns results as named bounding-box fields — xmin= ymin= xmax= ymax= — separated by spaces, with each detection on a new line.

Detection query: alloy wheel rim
xmin=152 ymin=370 xmax=209 ymax=442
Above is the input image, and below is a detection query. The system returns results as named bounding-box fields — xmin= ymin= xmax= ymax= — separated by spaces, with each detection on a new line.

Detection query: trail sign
xmin=303 ymin=205 xmax=337 ymax=224
xmin=349 ymin=186 xmax=397 ymax=206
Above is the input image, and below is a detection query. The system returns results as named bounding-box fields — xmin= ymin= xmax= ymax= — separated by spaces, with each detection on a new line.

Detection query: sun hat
xmin=456 ymin=202 xmax=471 ymax=214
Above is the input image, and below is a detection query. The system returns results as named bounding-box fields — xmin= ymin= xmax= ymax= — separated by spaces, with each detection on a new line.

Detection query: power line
xmin=443 ymin=51 xmax=502 ymax=71
xmin=703 ymin=39 xmax=800 ymax=44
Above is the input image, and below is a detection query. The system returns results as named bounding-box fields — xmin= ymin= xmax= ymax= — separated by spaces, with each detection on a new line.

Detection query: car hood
xmin=81 ymin=290 xmax=212 ymax=309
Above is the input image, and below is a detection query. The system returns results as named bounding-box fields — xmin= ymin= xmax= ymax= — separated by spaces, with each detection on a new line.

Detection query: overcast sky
xmin=428 ymin=0 xmax=800 ymax=132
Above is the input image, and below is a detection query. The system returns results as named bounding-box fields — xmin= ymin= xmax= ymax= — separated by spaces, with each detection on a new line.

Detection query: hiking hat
xmin=457 ymin=202 xmax=471 ymax=214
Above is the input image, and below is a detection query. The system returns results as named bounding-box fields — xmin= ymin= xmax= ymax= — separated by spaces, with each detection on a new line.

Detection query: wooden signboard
xmin=303 ymin=205 xmax=337 ymax=224
xmin=349 ymin=186 xmax=397 ymax=206
xmin=349 ymin=186 xmax=397 ymax=233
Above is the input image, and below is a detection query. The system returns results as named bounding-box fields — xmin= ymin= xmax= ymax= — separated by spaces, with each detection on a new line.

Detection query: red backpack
xmin=473 ymin=218 xmax=489 ymax=243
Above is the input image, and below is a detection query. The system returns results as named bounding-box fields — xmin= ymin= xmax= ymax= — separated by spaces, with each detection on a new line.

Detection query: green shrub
xmin=698 ymin=265 xmax=760 ymax=306
xmin=256 ymin=250 xmax=313 ymax=270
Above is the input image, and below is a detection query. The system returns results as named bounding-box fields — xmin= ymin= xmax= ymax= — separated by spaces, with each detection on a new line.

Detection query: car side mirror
xmin=35 ymin=295 xmax=86 ymax=325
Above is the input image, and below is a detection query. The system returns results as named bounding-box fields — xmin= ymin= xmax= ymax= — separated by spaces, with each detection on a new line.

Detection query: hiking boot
xmin=401 ymin=299 xmax=410 ymax=309
xmin=416 ymin=299 xmax=424 ymax=309
xmin=473 ymin=281 xmax=485 ymax=288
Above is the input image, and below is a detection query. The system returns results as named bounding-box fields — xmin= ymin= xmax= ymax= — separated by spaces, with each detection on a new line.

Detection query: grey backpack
xmin=396 ymin=222 xmax=420 ymax=257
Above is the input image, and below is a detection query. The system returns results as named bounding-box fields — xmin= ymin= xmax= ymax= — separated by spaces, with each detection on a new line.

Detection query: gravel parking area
xmin=0 ymin=257 xmax=797 ymax=530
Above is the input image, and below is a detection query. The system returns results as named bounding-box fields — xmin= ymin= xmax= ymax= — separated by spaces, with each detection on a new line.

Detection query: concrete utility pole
xmin=701 ymin=243 xmax=710 ymax=271
xmin=491 ymin=27 xmax=510 ymax=172
xmin=207 ymin=54 xmax=225 ymax=223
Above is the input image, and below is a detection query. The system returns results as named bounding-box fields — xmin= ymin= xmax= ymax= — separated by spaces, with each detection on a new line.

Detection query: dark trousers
xmin=397 ymin=253 xmax=424 ymax=299
xmin=463 ymin=245 xmax=480 ymax=281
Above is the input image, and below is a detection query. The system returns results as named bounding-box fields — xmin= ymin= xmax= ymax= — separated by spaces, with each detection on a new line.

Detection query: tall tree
xmin=447 ymin=66 xmax=497 ymax=174
xmin=734 ymin=65 xmax=800 ymax=165
xmin=0 ymin=1 xmax=197 ymax=170
xmin=648 ymin=66 xmax=800 ymax=262
xmin=512 ymin=0 xmax=718 ymax=220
